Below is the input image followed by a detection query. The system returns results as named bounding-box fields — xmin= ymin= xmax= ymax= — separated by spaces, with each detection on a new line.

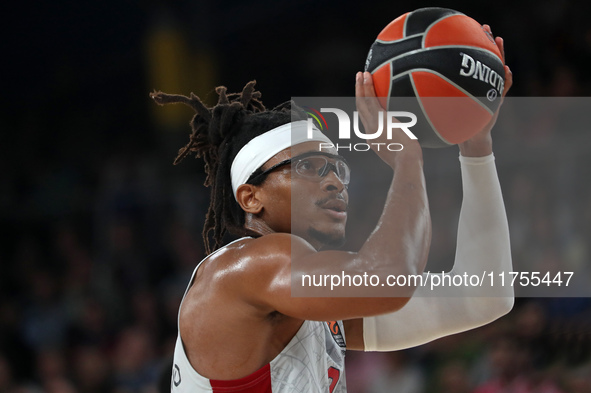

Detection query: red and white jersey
xmin=171 ymin=238 xmax=347 ymax=393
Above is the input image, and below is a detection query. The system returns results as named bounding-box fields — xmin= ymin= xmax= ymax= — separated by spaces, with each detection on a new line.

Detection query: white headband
xmin=230 ymin=120 xmax=332 ymax=199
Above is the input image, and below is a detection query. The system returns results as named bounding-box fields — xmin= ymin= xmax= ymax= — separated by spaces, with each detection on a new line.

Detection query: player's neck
xmin=244 ymin=214 xmax=324 ymax=250
xmin=244 ymin=213 xmax=275 ymax=237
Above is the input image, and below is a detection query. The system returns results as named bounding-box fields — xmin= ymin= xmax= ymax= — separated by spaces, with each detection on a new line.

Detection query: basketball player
xmin=151 ymin=26 xmax=513 ymax=393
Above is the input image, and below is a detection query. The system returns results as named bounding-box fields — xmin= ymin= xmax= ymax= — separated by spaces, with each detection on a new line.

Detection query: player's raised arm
xmin=350 ymin=29 xmax=514 ymax=352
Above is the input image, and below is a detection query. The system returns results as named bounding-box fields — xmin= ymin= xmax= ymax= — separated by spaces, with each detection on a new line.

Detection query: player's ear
xmin=236 ymin=184 xmax=263 ymax=214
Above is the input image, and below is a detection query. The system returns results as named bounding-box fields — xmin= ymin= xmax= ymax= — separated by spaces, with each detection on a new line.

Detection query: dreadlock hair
xmin=150 ymin=81 xmax=307 ymax=254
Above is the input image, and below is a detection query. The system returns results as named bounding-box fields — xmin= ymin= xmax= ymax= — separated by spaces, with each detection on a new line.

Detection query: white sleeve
xmin=363 ymin=153 xmax=514 ymax=352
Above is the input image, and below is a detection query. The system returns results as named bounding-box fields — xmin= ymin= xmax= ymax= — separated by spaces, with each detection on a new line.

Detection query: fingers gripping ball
xmin=365 ymin=7 xmax=505 ymax=148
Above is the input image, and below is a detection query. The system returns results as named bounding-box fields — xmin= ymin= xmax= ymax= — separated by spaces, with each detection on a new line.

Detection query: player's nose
xmin=321 ymin=169 xmax=346 ymax=193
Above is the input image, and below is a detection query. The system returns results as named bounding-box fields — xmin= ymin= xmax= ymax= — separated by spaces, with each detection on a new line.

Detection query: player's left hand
xmin=459 ymin=25 xmax=513 ymax=157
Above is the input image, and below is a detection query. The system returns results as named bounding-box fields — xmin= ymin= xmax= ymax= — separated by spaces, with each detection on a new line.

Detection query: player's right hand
xmin=355 ymin=71 xmax=422 ymax=169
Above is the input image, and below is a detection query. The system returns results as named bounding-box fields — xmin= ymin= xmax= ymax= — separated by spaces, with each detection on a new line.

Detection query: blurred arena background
xmin=2 ymin=0 xmax=591 ymax=392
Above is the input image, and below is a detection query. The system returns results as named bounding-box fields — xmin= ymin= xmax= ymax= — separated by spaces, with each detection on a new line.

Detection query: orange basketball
xmin=365 ymin=8 xmax=505 ymax=148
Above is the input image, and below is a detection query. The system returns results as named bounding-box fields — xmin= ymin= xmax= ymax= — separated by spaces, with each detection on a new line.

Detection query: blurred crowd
xmin=2 ymin=0 xmax=591 ymax=392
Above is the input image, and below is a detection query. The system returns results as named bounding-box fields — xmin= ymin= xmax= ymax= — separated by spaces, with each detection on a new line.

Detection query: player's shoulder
xmin=243 ymin=233 xmax=316 ymax=257
xmin=207 ymin=233 xmax=316 ymax=279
